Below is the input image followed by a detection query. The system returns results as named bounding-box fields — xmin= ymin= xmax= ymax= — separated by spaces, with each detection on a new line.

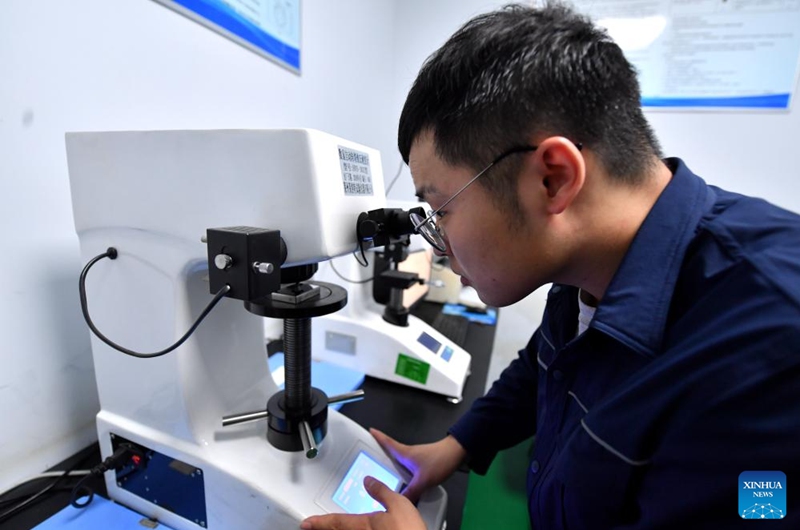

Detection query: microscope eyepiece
xmin=358 ymin=207 xmax=425 ymax=247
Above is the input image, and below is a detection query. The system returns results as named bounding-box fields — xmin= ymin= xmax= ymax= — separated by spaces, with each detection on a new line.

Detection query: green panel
xmin=462 ymin=438 xmax=533 ymax=530
xmin=394 ymin=353 xmax=430 ymax=384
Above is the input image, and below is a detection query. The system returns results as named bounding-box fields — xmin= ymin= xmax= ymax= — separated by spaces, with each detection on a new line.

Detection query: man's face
xmin=409 ymin=132 xmax=550 ymax=307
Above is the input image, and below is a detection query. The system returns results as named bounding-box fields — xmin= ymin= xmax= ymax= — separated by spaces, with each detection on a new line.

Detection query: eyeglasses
xmin=410 ymin=145 xmax=538 ymax=252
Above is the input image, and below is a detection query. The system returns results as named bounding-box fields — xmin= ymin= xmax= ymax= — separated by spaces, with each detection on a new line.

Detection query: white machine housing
xmin=313 ymin=225 xmax=472 ymax=402
xmin=66 ymin=129 xmax=446 ymax=530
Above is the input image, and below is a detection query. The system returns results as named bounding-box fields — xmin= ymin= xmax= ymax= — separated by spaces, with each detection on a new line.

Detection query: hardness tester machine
xmin=66 ymin=129 xmax=447 ymax=529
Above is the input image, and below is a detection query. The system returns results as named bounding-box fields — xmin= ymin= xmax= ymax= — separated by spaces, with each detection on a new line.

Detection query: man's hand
xmin=300 ymin=476 xmax=425 ymax=530
xmin=300 ymin=430 xmax=468 ymax=529
xmin=370 ymin=428 xmax=467 ymax=503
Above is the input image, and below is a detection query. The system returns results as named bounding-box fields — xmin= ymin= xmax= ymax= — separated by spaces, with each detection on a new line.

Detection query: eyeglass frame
xmin=410 ymin=144 xmax=535 ymax=252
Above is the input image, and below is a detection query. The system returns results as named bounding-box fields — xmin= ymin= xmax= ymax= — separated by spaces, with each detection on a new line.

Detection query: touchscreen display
xmin=332 ymin=451 xmax=402 ymax=514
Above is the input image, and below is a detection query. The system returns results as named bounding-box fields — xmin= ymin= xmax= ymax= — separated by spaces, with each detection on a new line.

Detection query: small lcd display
xmin=332 ymin=452 xmax=402 ymax=514
xmin=417 ymin=332 xmax=442 ymax=354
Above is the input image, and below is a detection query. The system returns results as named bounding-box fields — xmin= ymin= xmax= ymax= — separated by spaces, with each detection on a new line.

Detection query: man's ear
xmin=534 ymin=137 xmax=585 ymax=215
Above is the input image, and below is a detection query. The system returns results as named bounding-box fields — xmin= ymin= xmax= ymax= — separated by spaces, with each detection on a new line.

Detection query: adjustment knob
xmin=214 ymin=254 xmax=233 ymax=270
xmin=252 ymin=261 xmax=274 ymax=274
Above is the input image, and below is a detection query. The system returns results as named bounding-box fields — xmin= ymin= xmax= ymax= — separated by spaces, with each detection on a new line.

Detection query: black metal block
xmin=206 ymin=226 xmax=284 ymax=301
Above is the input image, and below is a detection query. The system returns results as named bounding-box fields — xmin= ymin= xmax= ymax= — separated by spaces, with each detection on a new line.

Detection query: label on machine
xmin=394 ymin=353 xmax=431 ymax=384
xmin=338 ymin=146 xmax=374 ymax=196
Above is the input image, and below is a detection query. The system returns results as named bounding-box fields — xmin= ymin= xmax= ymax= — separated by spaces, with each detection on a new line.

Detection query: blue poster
xmin=153 ymin=0 xmax=301 ymax=72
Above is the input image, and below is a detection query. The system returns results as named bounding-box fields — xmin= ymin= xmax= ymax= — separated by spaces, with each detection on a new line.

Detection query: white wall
xmin=647 ymin=110 xmax=800 ymax=214
xmin=388 ymin=0 xmax=509 ymax=200
xmin=0 ymin=0 xmax=397 ymax=492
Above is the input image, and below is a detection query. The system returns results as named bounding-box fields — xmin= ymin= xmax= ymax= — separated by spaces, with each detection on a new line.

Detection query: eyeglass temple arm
xmin=419 ymin=144 xmax=541 ymax=225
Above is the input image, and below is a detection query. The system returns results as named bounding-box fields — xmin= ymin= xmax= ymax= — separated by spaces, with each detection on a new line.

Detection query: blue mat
xmin=442 ymin=303 xmax=498 ymax=325
xmin=33 ymin=496 xmax=175 ymax=529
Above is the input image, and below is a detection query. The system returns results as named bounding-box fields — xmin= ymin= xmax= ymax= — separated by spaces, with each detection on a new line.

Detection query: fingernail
xmin=364 ymin=476 xmax=375 ymax=489
xmin=300 ymin=521 xmax=312 ymax=529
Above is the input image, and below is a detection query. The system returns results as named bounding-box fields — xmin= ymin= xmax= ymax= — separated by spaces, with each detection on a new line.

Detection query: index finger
xmin=370 ymin=429 xmax=412 ymax=470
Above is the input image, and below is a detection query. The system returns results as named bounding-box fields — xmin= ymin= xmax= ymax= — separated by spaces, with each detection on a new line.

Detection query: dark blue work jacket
xmin=449 ymin=159 xmax=800 ymax=529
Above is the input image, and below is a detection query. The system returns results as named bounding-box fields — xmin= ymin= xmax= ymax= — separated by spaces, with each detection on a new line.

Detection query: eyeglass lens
xmin=410 ymin=211 xmax=446 ymax=252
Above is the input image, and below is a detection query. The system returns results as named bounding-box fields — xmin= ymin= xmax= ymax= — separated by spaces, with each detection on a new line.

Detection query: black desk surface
xmin=2 ymin=302 xmax=495 ymax=530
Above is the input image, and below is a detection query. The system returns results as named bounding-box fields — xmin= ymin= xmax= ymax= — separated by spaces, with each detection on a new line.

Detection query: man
xmin=303 ymin=2 xmax=800 ymax=529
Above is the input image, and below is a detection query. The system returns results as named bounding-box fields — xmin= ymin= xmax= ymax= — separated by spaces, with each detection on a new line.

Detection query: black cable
xmin=354 ymin=225 xmax=369 ymax=267
xmin=69 ymin=475 xmax=95 ymax=508
xmin=0 ymin=484 xmax=78 ymax=508
xmin=0 ymin=477 xmax=65 ymax=523
xmin=354 ymin=246 xmax=368 ymax=268
xmin=329 ymin=258 xmax=373 ymax=284
xmin=0 ymin=453 xmax=94 ymax=524
xmin=69 ymin=443 xmax=145 ymax=510
xmin=79 ymin=247 xmax=231 ymax=358
xmin=0 ymin=472 xmax=90 ymax=503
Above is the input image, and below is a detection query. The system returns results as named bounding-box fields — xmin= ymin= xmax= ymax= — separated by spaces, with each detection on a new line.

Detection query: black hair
xmin=398 ymin=1 xmax=663 ymax=209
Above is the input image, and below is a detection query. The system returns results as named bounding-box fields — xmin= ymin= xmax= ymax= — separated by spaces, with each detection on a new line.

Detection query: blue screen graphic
xmin=417 ymin=332 xmax=442 ymax=354
xmin=333 ymin=452 xmax=402 ymax=514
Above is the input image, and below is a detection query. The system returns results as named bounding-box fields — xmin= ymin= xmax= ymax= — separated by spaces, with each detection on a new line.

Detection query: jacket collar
xmin=588 ymin=158 xmax=716 ymax=358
